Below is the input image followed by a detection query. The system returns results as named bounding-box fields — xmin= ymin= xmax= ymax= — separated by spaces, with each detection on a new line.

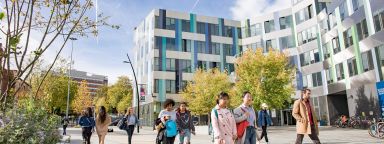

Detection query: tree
xmin=234 ymin=48 xmax=295 ymax=109
xmin=94 ymin=85 xmax=109 ymax=112
xmin=72 ymin=80 xmax=92 ymax=114
xmin=0 ymin=0 xmax=118 ymax=110
xmin=106 ymin=76 xmax=133 ymax=112
xmin=117 ymin=95 xmax=131 ymax=114
xmin=181 ymin=68 xmax=232 ymax=115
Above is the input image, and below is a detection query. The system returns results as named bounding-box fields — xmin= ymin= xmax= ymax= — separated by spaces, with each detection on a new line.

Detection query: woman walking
xmin=96 ymin=106 xmax=111 ymax=144
xmin=156 ymin=99 xmax=177 ymax=144
xmin=79 ymin=108 xmax=95 ymax=144
xmin=176 ymin=102 xmax=196 ymax=144
xmin=211 ymin=92 xmax=237 ymax=144
xmin=257 ymin=103 xmax=273 ymax=144
xmin=125 ymin=107 xmax=140 ymax=144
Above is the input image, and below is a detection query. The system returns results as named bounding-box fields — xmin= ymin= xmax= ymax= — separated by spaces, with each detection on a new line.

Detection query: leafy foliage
xmin=234 ymin=48 xmax=295 ymax=109
xmin=71 ymin=80 xmax=92 ymax=114
xmin=181 ymin=68 xmax=232 ymax=115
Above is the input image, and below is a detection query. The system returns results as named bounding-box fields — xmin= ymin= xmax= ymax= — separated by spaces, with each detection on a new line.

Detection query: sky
xmin=53 ymin=0 xmax=292 ymax=84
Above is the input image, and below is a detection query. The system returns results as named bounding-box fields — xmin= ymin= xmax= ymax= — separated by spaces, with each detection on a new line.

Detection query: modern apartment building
xmin=133 ymin=0 xmax=384 ymax=126
xmin=68 ymin=69 xmax=108 ymax=97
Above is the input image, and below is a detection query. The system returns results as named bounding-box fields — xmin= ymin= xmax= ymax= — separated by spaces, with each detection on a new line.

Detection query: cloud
xmin=230 ymin=0 xmax=292 ymax=20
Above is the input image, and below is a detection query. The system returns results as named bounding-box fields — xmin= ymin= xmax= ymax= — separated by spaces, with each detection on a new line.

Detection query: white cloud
xmin=230 ymin=0 xmax=292 ymax=20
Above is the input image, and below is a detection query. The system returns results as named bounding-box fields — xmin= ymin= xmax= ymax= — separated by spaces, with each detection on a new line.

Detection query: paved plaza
xmin=60 ymin=126 xmax=383 ymax=144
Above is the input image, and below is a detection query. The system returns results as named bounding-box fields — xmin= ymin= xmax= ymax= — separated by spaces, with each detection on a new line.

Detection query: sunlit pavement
xmin=60 ymin=126 xmax=383 ymax=144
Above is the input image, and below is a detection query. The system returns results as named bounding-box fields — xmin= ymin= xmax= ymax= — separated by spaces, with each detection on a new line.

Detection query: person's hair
xmin=81 ymin=110 xmax=86 ymax=116
xmin=86 ymin=107 xmax=93 ymax=117
xmin=98 ymin=106 xmax=107 ymax=123
xmin=302 ymin=88 xmax=311 ymax=94
xmin=179 ymin=102 xmax=188 ymax=106
xmin=163 ymin=99 xmax=175 ymax=109
xmin=242 ymin=91 xmax=251 ymax=98
xmin=216 ymin=92 xmax=229 ymax=104
xmin=126 ymin=107 xmax=134 ymax=115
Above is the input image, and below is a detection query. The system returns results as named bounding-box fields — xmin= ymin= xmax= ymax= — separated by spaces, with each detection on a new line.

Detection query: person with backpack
xmin=156 ymin=99 xmax=177 ymax=144
xmin=211 ymin=92 xmax=237 ymax=144
xmin=176 ymin=102 xmax=196 ymax=144
xmin=96 ymin=106 xmax=112 ymax=144
xmin=234 ymin=91 xmax=258 ymax=144
xmin=62 ymin=116 xmax=70 ymax=135
xmin=125 ymin=107 xmax=140 ymax=144
xmin=257 ymin=103 xmax=273 ymax=144
xmin=78 ymin=107 xmax=96 ymax=144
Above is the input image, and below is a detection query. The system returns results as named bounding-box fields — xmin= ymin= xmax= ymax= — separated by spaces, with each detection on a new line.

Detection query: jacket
xmin=292 ymin=99 xmax=319 ymax=135
xmin=96 ymin=115 xmax=112 ymax=136
xmin=211 ymin=105 xmax=237 ymax=144
xmin=78 ymin=116 xmax=95 ymax=128
xmin=176 ymin=110 xmax=195 ymax=132
xmin=126 ymin=114 xmax=140 ymax=127
xmin=233 ymin=105 xmax=256 ymax=144
xmin=257 ymin=110 xmax=272 ymax=127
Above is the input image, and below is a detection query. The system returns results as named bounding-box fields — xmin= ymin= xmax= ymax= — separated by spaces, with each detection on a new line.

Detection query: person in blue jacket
xmin=257 ymin=103 xmax=273 ymax=144
xmin=79 ymin=107 xmax=95 ymax=144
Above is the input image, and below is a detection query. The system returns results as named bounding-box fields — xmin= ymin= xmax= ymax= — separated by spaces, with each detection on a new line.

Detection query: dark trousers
xmin=126 ymin=125 xmax=135 ymax=144
xmin=63 ymin=125 xmax=67 ymax=135
xmin=260 ymin=126 xmax=269 ymax=142
xmin=244 ymin=126 xmax=257 ymax=144
xmin=82 ymin=127 xmax=92 ymax=144
xmin=295 ymin=125 xmax=321 ymax=144
xmin=165 ymin=136 xmax=176 ymax=144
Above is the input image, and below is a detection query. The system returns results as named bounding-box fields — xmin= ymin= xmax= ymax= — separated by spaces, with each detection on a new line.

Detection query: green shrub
xmin=0 ymin=99 xmax=62 ymax=144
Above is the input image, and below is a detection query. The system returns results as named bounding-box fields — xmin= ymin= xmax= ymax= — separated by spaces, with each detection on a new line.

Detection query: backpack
xmin=211 ymin=108 xmax=218 ymax=142
xmin=165 ymin=120 xmax=177 ymax=137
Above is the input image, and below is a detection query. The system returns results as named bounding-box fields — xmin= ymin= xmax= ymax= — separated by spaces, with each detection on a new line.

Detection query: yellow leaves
xmin=72 ymin=80 xmax=92 ymax=114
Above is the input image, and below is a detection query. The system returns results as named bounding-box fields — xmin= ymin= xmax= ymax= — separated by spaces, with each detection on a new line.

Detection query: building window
xmin=241 ymin=26 xmax=250 ymax=38
xmin=166 ymin=80 xmax=176 ymax=94
xmin=154 ymin=79 xmax=159 ymax=93
xmin=182 ymin=39 xmax=191 ymax=52
xmin=325 ymin=68 xmax=333 ymax=84
xmin=196 ymin=41 xmax=206 ymax=53
xmin=357 ymin=19 xmax=369 ymax=41
xmin=323 ymin=42 xmax=331 ymax=59
xmin=373 ymin=11 xmax=384 ymax=32
xmin=298 ymin=26 xmax=317 ymax=46
xmin=224 ymin=26 xmax=233 ymax=37
xmin=300 ymin=49 xmax=320 ymax=67
xmin=197 ymin=61 xmax=207 ymax=70
xmin=265 ymin=39 xmax=276 ymax=51
xmin=339 ymin=1 xmax=348 ymax=21
xmin=343 ymin=28 xmax=353 ymax=48
xmin=378 ymin=45 xmax=384 ymax=67
xmin=225 ymin=63 xmax=235 ymax=73
xmin=347 ymin=57 xmax=358 ymax=77
xmin=280 ymin=16 xmax=292 ymax=30
xmin=196 ymin=22 xmax=205 ymax=34
xmin=312 ymin=72 xmax=322 ymax=87
xmin=166 ymin=58 xmax=176 ymax=72
xmin=210 ymin=24 xmax=220 ymax=36
xmin=352 ymin=0 xmax=363 ymax=11
xmin=182 ymin=20 xmax=190 ymax=32
xmin=209 ymin=62 xmax=221 ymax=70
xmin=295 ymin=4 xmax=314 ymax=25
xmin=250 ymin=23 xmax=262 ymax=36
xmin=362 ymin=50 xmax=374 ymax=72
xmin=329 ymin=12 xmax=337 ymax=29
xmin=165 ymin=17 xmax=176 ymax=30
xmin=264 ymin=20 xmax=275 ymax=33
xmin=155 ymin=36 xmax=161 ymax=49
xmin=336 ymin=63 xmax=345 ymax=81
xmin=212 ymin=43 xmax=221 ymax=55
xmin=224 ymin=44 xmax=234 ymax=56
xmin=181 ymin=60 xmax=192 ymax=73
xmin=303 ymin=74 xmax=309 ymax=88
xmin=279 ymin=35 xmax=295 ymax=49
xmin=332 ymin=36 xmax=341 ymax=54
xmin=154 ymin=57 xmax=160 ymax=71
xmin=166 ymin=37 xmax=176 ymax=51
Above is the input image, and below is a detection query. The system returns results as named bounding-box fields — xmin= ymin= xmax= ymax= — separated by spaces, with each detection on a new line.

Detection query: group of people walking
xmin=210 ymin=88 xmax=321 ymax=144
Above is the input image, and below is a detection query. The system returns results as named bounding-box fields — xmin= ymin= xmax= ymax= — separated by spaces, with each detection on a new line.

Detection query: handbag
xmin=236 ymin=108 xmax=249 ymax=138
xmin=117 ymin=117 xmax=127 ymax=130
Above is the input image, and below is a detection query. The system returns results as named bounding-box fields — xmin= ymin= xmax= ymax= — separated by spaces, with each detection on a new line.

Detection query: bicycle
xmin=368 ymin=118 xmax=384 ymax=139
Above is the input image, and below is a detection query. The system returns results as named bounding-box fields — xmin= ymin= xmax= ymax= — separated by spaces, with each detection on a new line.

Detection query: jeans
xmin=295 ymin=124 xmax=321 ymax=144
xmin=260 ymin=126 xmax=269 ymax=142
xmin=126 ymin=125 xmax=135 ymax=144
xmin=82 ymin=127 xmax=92 ymax=144
xmin=63 ymin=125 xmax=67 ymax=135
xmin=165 ymin=136 xmax=176 ymax=144
xmin=179 ymin=129 xmax=191 ymax=144
xmin=244 ymin=126 xmax=257 ymax=144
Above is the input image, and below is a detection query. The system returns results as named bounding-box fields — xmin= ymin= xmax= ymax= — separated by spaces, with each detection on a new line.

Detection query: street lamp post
xmin=65 ymin=37 xmax=77 ymax=118
xmin=123 ymin=54 xmax=140 ymax=133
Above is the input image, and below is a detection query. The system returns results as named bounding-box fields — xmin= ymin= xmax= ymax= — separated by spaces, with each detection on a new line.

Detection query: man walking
xmin=234 ymin=91 xmax=258 ymax=144
xmin=292 ymin=88 xmax=321 ymax=144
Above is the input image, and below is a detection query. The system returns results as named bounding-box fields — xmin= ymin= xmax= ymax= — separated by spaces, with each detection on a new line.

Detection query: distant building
xmin=68 ymin=69 xmax=108 ymax=97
